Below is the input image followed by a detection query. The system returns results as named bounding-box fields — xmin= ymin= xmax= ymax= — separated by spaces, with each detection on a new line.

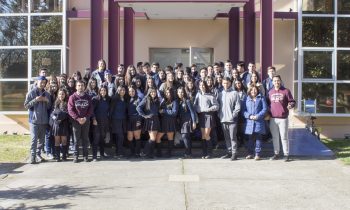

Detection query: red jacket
xmin=268 ymin=87 xmax=295 ymax=119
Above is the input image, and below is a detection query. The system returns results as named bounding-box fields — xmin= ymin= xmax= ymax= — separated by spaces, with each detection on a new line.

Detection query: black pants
xmin=114 ymin=132 xmax=124 ymax=155
xmin=72 ymin=120 xmax=90 ymax=158
xmin=93 ymin=124 xmax=107 ymax=158
xmin=182 ymin=133 xmax=192 ymax=155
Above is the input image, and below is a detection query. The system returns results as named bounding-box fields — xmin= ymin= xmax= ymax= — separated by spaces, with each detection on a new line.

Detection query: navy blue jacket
xmin=110 ymin=96 xmax=127 ymax=120
xmin=93 ymin=96 xmax=110 ymax=120
xmin=127 ymin=97 xmax=141 ymax=118
xmin=136 ymin=98 xmax=160 ymax=118
xmin=159 ymin=99 xmax=178 ymax=118
xmin=178 ymin=99 xmax=198 ymax=123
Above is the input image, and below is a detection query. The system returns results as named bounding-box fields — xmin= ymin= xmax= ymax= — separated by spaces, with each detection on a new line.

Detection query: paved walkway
xmin=1 ymin=158 xmax=350 ymax=210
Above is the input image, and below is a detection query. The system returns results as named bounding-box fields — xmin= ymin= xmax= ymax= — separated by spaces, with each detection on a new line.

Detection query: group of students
xmin=25 ymin=59 xmax=295 ymax=164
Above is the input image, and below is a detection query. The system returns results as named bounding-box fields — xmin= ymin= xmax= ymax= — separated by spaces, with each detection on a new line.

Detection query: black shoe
xmin=73 ymin=157 xmax=78 ymax=163
xmin=284 ymin=155 xmax=292 ymax=162
xmin=270 ymin=154 xmax=280 ymax=160
xmin=220 ymin=154 xmax=230 ymax=159
xmin=29 ymin=156 xmax=37 ymax=164
xmin=83 ymin=157 xmax=89 ymax=162
xmin=230 ymin=155 xmax=237 ymax=161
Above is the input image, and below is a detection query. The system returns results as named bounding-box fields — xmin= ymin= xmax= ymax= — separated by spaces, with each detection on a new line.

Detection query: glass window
xmin=302 ymin=0 xmax=334 ymax=14
xmin=337 ymin=51 xmax=350 ymax=80
xmin=0 ymin=0 xmax=28 ymax=13
xmin=338 ymin=0 xmax=350 ymax=14
xmin=32 ymin=49 xmax=61 ymax=77
xmin=303 ymin=51 xmax=332 ymax=79
xmin=337 ymin=18 xmax=350 ymax=47
xmin=302 ymin=17 xmax=333 ymax=47
xmin=31 ymin=16 xmax=62 ymax=45
xmin=31 ymin=0 xmax=63 ymax=13
xmin=302 ymin=83 xmax=333 ymax=113
xmin=336 ymin=84 xmax=350 ymax=113
xmin=0 ymin=16 xmax=28 ymax=46
xmin=149 ymin=48 xmax=190 ymax=69
xmin=0 ymin=81 xmax=27 ymax=111
xmin=0 ymin=49 xmax=28 ymax=79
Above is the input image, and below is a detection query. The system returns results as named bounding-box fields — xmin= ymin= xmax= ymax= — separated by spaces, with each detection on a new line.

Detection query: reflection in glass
xmin=337 ymin=51 xmax=350 ymax=80
xmin=302 ymin=0 xmax=334 ymax=14
xmin=338 ymin=0 xmax=350 ymax=14
xmin=31 ymin=16 xmax=62 ymax=45
xmin=302 ymin=83 xmax=333 ymax=113
xmin=31 ymin=0 xmax=62 ymax=13
xmin=338 ymin=18 xmax=350 ymax=47
xmin=0 ymin=0 xmax=28 ymax=13
xmin=337 ymin=84 xmax=350 ymax=113
xmin=0 ymin=49 xmax=28 ymax=79
xmin=0 ymin=16 xmax=28 ymax=46
xmin=303 ymin=51 xmax=332 ymax=79
xmin=302 ymin=17 xmax=333 ymax=47
xmin=32 ymin=50 xmax=61 ymax=77
xmin=0 ymin=81 xmax=27 ymax=111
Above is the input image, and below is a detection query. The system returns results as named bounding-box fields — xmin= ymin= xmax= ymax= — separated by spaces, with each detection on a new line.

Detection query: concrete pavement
xmin=1 ymin=158 xmax=350 ymax=210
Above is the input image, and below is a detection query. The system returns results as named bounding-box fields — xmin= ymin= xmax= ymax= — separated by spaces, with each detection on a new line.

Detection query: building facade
xmin=0 ymin=0 xmax=349 ymax=138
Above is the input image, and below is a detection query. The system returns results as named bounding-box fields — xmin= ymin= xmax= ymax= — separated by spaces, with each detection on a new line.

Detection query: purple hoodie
xmin=68 ymin=92 xmax=93 ymax=121
xmin=268 ymin=87 xmax=295 ymax=119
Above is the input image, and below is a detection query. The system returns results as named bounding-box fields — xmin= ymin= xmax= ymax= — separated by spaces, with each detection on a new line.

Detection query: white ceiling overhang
xmin=117 ymin=2 xmax=246 ymax=19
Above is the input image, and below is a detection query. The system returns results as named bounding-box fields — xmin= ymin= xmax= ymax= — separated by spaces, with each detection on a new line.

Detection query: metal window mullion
xmin=0 ymin=46 xmax=28 ymax=49
xmin=334 ymin=0 xmax=338 ymax=114
xmin=297 ymin=0 xmax=303 ymax=113
xmin=27 ymin=0 xmax=31 ymax=90
xmin=30 ymin=45 xmax=63 ymax=50
xmin=0 ymin=78 xmax=28 ymax=81
xmin=30 ymin=13 xmax=63 ymax=16
xmin=301 ymin=14 xmax=335 ymax=18
xmin=301 ymin=47 xmax=334 ymax=51
xmin=0 ymin=13 xmax=29 ymax=17
xmin=301 ymin=79 xmax=334 ymax=83
xmin=62 ymin=0 xmax=67 ymax=74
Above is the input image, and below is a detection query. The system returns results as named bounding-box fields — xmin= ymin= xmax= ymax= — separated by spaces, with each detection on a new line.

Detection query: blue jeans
xmin=45 ymin=127 xmax=54 ymax=155
xmin=30 ymin=123 xmax=47 ymax=157
xmin=247 ymin=133 xmax=262 ymax=156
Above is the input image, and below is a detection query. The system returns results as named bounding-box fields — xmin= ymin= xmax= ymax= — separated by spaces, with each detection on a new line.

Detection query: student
xmin=45 ymin=81 xmax=59 ymax=159
xmin=243 ymin=85 xmax=267 ymax=160
xmin=247 ymin=72 xmax=265 ymax=96
xmin=92 ymin=85 xmax=111 ymax=161
xmin=263 ymin=66 xmax=277 ymax=94
xmin=50 ymin=88 xmax=69 ymax=162
xmin=102 ymin=70 xmax=116 ymax=97
xmin=68 ymin=80 xmax=93 ymax=163
xmin=110 ymin=85 xmax=127 ymax=158
xmin=217 ymin=77 xmax=241 ymax=160
xmin=175 ymin=69 xmax=185 ymax=88
xmin=90 ymin=59 xmax=107 ymax=87
xmin=29 ymin=68 xmax=48 ymax=91
xmin=125 ymin=65 xmax=138 ymax=87
xmin=131 ymin=77 xmax=145 ymax=100
xmin=157 ymin=69 xmax=166 ymax=88
xmin=86 ymin=77 xmax=99 ymax=97
xmin=156 ymin=87 xmax=178 ymax=158
xmin=185 ymin=79 xmax=197 ymax=104
xmin=159 ymin=72 xmax=176 ymax=98
xmin=194 ymin=80 xmax=219 ymax=159
xmin=267 ymin=75 xmax=295 ymax=162
xmin=136 ymin=87 xmax=160 ymax=158
xmin=24 ymin=76 xmax=52 ymax=164
xmin=234 ymin=79 xmax=248 ymax=147
xmin=223 ymin=60 xmax=233 ymax=78
xmin=66 ymin=77 xmax=76 ymax=96
xmin=177 ymin=87 xmax=198 ymax=158
xmin=126 ymin=85 xmax=143 ymax=157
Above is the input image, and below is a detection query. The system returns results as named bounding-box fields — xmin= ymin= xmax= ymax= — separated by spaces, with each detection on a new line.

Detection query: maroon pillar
xmin=260 ymin=0 xmax=274 ymax=80
xmin=108 ymin=0 xmax=120 ymax=74
xmin=124 ymin=7 xmax=134 ymax=67
xmin=229 ymin=7 xmax=239 ymax=65
xmin=244 ymin=0 xmax=255 ymax=64
xmin=91 ymin=0 xmax=104 ymax=71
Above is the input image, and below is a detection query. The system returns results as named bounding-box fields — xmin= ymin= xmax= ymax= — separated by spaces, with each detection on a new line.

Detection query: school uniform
xmin=194 ymin=92 xmax=219 ymax=128
xmin=126 ymin=97 xmax=143 ymax=156
xmin=178 ymin=99 xmax=198 ymax=156
xmin=92 ymin=96 xmax=110 ymax=159
xmin=110 ymin=96 xmax=127 ymax=156
xmin=194 ymin=91 xmax=219 ymax=158
xmin=136 ymin=98 xmax=160 ymax=132
xmin=159 ymin=99 xmax=178 ymax=133
xmin=243 ymin=94 xmax=267 ymax=157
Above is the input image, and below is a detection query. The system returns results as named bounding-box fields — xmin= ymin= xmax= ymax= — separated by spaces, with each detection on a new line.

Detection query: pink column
xmin=244 ymin=0 xmax=255 ymax=64
xmin=229 ymin=7 xmax=239 ymax=65
xmin=260 ymin=0 xmax=274 ymax=80
xmin=91 ymin=0 xmax=104 ymax=70
xmin=108 ymin=0 xmax=120 ymax=74
xmin=124 ymin=7 xmax=135 ymax=66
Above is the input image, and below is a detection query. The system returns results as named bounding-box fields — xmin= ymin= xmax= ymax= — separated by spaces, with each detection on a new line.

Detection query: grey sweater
xmin=194 ymin=92 xmax=219 ymax=113
xmin=217 ymin=87 xmax=241 ymax=123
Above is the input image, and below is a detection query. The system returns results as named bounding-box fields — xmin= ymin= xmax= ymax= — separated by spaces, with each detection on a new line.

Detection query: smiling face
xmin=177 ymin=88 xmax=184 ymax=99
xmin=273 ymin=76 xmax=281 ymax=89
xmin=76 ymin=82 xmax=85 ymax=93
xmin=150 ymin=89 xmax=157 ymax=99
xmin=222 ymin=79 xmax=231 ymax=90
xmin=37 ymin=79 xmax=47 ymax=90
xmin=119 ymin=87 xmax=126 ymax=97
xmin=100 ymin=87 xmax=107 ymax=97
xmin=199 ymin=82 xmax=206 ymax=93
xmin=249 ymin=86 xmax=258 ymax=98
xmin=57 ymin=90 xmax=66 ymax=101
xmin=128 ymin=87 xmax=136 ymax=97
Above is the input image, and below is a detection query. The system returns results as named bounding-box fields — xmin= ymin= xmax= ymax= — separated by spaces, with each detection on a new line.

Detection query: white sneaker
xmin=46 ymin=153 xmax=54 ymax=160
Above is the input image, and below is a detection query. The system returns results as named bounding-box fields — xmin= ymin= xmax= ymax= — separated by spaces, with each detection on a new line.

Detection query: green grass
xmin=322 ymin=138 xmax=350 ymax=165
xmin=0 ymin=135 xmax=30 ymax=163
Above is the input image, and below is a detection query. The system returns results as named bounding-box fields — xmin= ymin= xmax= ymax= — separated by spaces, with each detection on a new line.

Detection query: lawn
xmin=0 ymin=135 xmax=30 ymax=163
xmin=322 ymin=138 xmax=350 ymax=165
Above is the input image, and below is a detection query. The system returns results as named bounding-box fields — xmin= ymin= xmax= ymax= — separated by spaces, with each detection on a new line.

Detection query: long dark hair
xmin=177 ymin=86 xmax=188 ymax=112
xmin=96 ymin=85 xmax=111 ymax=102
xmin=54 ymin=88 xmax=68 ymax=111
xmin=145 ymin=87 xmax=159 ymax=111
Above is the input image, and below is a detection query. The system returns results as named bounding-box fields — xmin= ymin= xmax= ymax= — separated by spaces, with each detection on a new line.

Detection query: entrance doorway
xmin=149 ymin=47 xmax=213 ymax=69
